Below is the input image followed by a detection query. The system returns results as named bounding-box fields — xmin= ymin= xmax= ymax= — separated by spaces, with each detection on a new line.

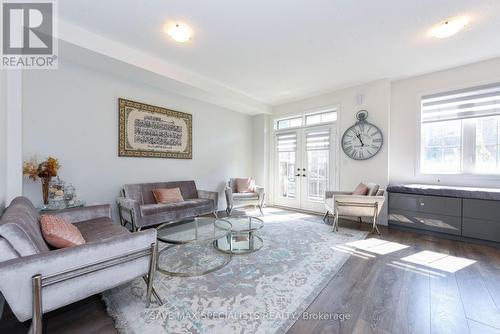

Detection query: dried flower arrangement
xmin=23 ymin=157 xmax=61 ymax=204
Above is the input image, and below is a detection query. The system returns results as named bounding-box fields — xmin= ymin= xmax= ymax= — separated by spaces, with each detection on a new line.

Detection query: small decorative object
xmin=23 ymin=157 xmax=61 ymax=204
xmin=64 ymin=183 xmax=76 ymax=206
xmin=118 ymin=98 xmax=193 ymax=159
xmin=48 ymin=177 xmax=66 ymax=209
xmin=341 ymin=110 xmax=383 ymax=160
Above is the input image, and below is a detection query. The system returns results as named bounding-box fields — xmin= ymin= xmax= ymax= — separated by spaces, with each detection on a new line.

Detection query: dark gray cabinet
xmin=388 ymin=185 xmax=500 ymax=244
xmin=462 ymin=199 xmax=500 ymax=243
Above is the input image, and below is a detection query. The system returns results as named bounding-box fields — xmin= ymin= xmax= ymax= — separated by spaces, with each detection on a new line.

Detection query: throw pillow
xmin=235 ymin=178 xmax=254 ymax=193
xmin=39 ymin=215 xmax=86 ymax=248
xmin=152 ymin=188 xmax=184 ymax=204
xmin=352 ymin=182 xmax=369 ymax=195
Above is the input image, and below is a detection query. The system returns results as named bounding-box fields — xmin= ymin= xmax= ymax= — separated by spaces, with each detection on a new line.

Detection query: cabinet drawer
xmin=463 ymin=218 xmax=500 ymax=243
xmin=389 ymin=193 xmax=461 ymax=217
xmin=463 ymin=199 xmax=500 ymax=221
xmin=388 ymin=209 xmax=461 ymax=235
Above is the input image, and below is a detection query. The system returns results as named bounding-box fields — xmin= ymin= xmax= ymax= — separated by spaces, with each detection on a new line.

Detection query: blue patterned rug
xmin=103 ymin=208 xmax=367 ymax=333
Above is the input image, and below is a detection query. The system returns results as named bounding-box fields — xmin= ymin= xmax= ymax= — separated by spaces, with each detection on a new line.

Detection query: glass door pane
xmin=305 ymin=130 xmax=329 ymax=203
xmin=307 ymin=150 xmax=328 ymax=202
xmin=275 ymin=132 xmax=300 ymax=206
xmin=278 ymin=151 xmax=297 ymax=198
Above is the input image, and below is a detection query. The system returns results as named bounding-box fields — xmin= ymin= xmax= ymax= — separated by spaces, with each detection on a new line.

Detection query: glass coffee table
xmin=214 ymin=215 xmax=264 ymax=254
xmin=156 ymin=217 xmax=232 ymax=277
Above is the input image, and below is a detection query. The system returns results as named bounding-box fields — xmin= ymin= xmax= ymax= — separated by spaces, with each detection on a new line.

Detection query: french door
xmin=274 ymin=124 xmax=336 ymax=212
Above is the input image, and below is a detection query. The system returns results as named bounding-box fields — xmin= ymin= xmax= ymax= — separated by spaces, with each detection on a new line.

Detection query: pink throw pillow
xmin=353 ymin=183 xmax=369 ymax=195
xmin=40 ymin=215 xmax=86 ymax=248
xmin=235 ymin=178 xmax=254 ymax=193
xmin=152 ymin=188 xmax=184 ymax=204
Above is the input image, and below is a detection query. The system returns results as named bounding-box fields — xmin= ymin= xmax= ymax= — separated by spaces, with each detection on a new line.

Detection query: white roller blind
xmin=306 ymin=130 xmax=330 ymax=150
xmin=422 ymin=82 xmax=500 ymax=123
xmin=277 ymin=133 xmax=297 ymax=152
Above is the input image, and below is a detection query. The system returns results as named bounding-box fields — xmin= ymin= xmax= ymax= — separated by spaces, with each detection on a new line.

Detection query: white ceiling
xmin=59 ymin=0 xmax=500 ymax=108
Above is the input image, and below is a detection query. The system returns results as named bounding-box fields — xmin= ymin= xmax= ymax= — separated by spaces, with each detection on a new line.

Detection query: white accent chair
xmin=225 ymin=178 xmax=265 ymax=216
xmin=324 ymin=183 xmax=385 ymax=234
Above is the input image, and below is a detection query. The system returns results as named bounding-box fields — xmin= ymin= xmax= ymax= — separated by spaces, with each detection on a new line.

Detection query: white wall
xmin=0 ymin=70 xmax=6 ymax=212
xmin=390 ymin=57 xmax=500 ymax=188
xmin=272 ymin=79 xmax=391 ymax=223
xmin=22 ymin=58 xmax=253 ymax=214
xmin=252 ymin=114 xmax=269 ymax=190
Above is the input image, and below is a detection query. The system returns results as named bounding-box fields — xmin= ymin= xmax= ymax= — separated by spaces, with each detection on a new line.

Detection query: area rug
xmin=102 ymin=208 xmax=368 ymax=334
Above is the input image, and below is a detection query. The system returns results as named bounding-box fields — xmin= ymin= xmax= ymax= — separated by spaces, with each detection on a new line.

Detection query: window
xmin=275 ymin=109 xmax=337 ymax=130
xmin=306 ymin=111 xmax=337 ymax=125
xmin=277 ymin=117 xmax=302 ymax=130
xmin=420 ymin=82 xmax=500 ymax=174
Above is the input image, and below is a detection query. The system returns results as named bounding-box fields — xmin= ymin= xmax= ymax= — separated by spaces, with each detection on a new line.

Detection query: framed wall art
xmin=118 ymin=98 xmax=192 ymax=159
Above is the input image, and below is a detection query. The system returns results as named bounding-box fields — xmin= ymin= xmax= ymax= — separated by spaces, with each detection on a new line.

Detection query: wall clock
xmin=341 ymin=110 xmax=383 ymax=160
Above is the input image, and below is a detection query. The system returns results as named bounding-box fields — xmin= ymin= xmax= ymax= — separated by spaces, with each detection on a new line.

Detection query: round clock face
xmin=341 ymin=121 xmax=383 ymax=160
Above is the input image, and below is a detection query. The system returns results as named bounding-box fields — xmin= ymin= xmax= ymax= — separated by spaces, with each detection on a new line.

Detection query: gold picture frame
xmin=118 ymin=98 xmax=193 ymax=159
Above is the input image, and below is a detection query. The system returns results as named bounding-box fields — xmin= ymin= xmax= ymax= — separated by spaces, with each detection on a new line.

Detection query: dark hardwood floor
xmin=288 ymin=222 xmax=500 ymax=334
xmin=2 ymin=217 xmax=500 ymax=334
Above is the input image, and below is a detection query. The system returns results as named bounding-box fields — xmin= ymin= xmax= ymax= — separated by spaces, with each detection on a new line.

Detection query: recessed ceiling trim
xmin=56 ymin=19 xmax=270 ymax=115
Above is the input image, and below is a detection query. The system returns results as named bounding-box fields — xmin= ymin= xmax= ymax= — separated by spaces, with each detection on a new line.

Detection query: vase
xmin=41 ymin=177 xmax=51 ymax=205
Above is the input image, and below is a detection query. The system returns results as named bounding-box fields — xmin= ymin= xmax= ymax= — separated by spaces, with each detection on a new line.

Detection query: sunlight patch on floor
xmin=388 ymin=261 xmax=446 ymax=278
xmin=401 ymin=250 xmax=476 ymax=273
xmin=331 ymin=245 xmax=375 ymax=260
xmin=345 ymin=238 xmax=410 ymax=255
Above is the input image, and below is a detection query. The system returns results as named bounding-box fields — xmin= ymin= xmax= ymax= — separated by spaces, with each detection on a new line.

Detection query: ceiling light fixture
xmin=429 ymin=16 xmax=470 ymax=39
xmin=164 ymin=23 xmax=193 ymax=43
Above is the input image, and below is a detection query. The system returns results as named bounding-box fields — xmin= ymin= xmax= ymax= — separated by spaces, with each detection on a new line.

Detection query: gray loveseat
xmin=0 ymin=197 xmax=160 ymax=334
xmin=117 ymin=180 xmax=218 ymax=231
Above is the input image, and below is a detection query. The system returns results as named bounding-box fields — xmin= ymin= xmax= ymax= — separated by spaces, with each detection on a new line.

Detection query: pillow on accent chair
xmin=352 ymin=183 xmax=369 ymax=195
xmin=40 ymin=215 xmax=86 ymax=248
xmin=235 ymin=178 xmax=255 ymax=193
xmin=152 ymin=188 xmax=184 ymax=204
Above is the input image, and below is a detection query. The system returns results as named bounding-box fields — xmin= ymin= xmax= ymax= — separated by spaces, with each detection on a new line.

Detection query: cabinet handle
xmin=295 ymin=174 xmax=301 ymax=177
xmin=302 ymin=174 xmax=306 ymax=177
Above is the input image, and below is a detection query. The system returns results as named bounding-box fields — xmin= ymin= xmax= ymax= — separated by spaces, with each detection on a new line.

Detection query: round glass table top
xmin=156 ymin=217 xmax=232 ymax=244
xmin=216 ymin=215 xmax=264 ymax=233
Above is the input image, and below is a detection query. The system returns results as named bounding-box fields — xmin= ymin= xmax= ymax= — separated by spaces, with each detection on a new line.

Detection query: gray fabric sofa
xmin=0 ymin=197 xmax=160 ymax=334
xmin=117 ymin=180 xmax=218 ymax=231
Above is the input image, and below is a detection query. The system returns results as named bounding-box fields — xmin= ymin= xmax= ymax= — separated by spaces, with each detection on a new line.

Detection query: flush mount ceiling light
xmin=164 ymin=22 xmax=193 ymax=43
xmin=429 ymin=16 xmax=470 ymax=38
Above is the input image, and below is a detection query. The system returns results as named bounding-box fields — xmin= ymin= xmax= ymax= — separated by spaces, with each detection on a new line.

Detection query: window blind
xmin=277 ymin=133 xmax=297 ymax=152
xmin=421 ymin=82 xmax=500 ymax=123
xmin=306 ymin=130 xmax=330 ymax=150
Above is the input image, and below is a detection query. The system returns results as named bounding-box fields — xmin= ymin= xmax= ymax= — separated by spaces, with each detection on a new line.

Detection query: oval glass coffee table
xmin=156 ymin=217 xmax=232 ymax=277
xmin=214 ymin=215 xmax=264 ymax=254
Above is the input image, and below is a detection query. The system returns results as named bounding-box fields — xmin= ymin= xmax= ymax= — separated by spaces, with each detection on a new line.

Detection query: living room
xmin=1 ymin=1 xmax=500 ymax=333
